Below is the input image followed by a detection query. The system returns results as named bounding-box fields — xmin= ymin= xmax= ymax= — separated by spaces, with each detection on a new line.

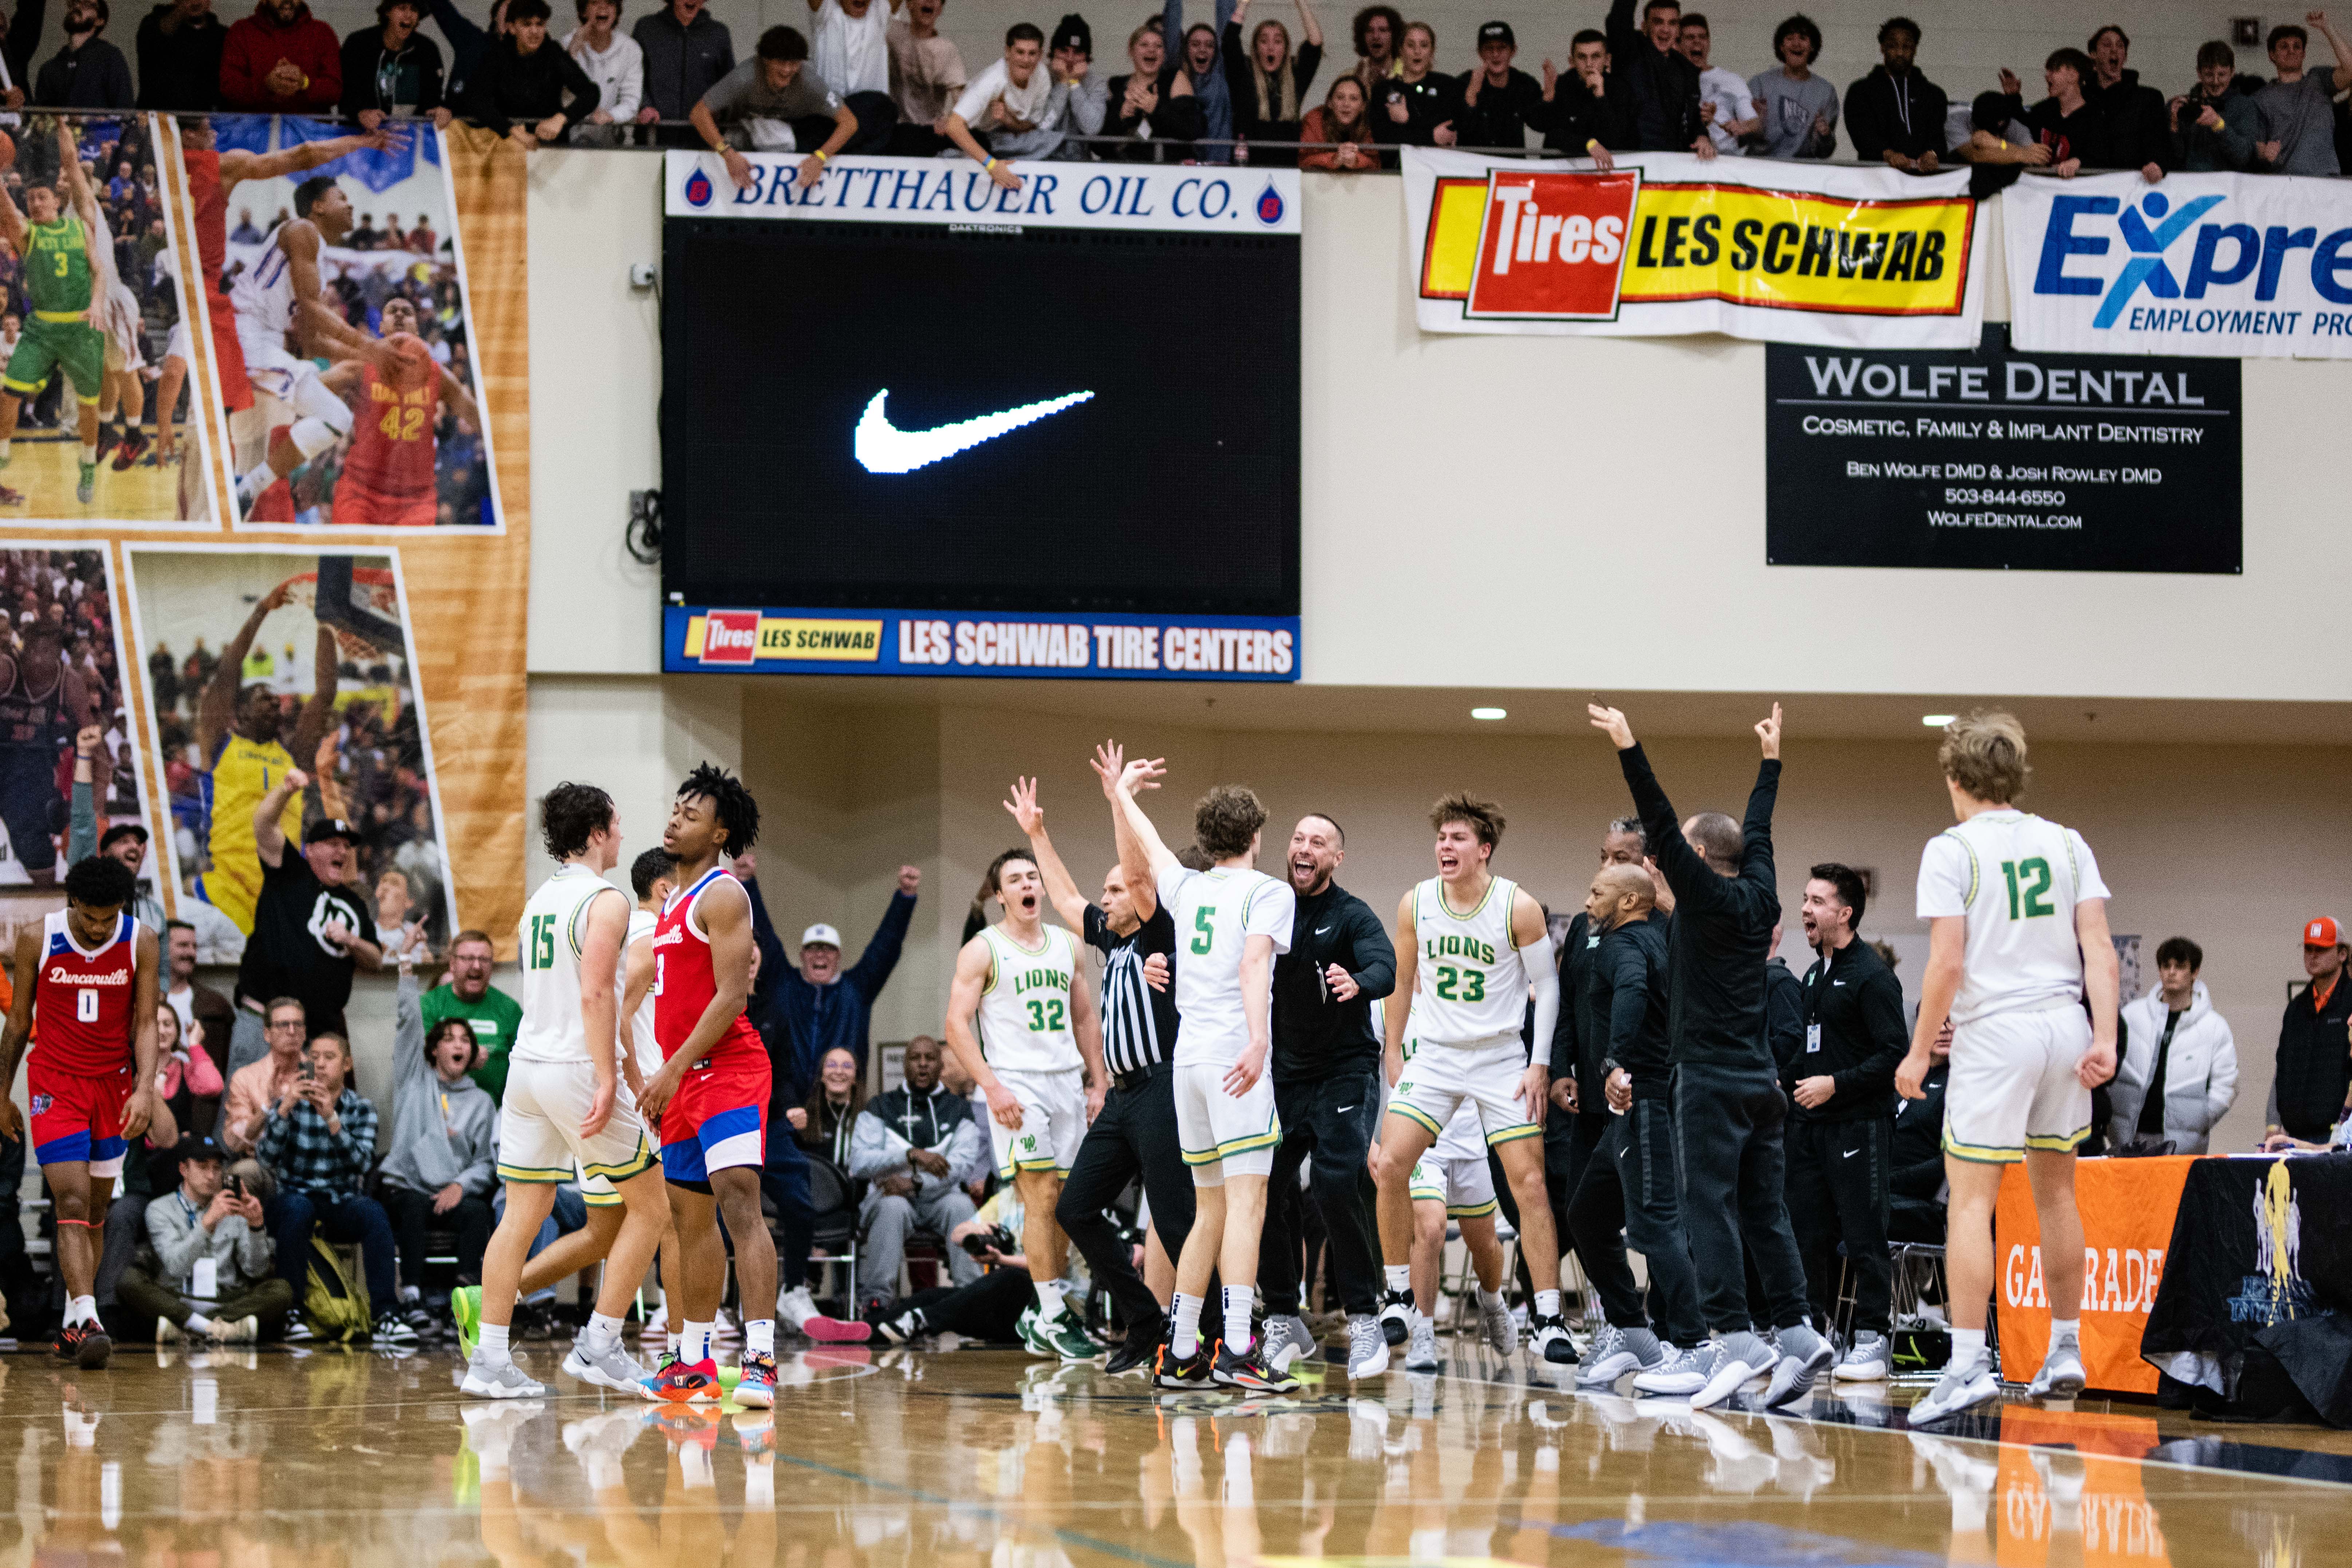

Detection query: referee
xmin=1007 ymin=775 xmax=1193 ymax=1377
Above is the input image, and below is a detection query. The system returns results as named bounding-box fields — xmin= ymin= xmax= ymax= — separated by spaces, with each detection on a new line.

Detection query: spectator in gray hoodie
xmin=378 ymin=958 xmax=498 ymax=1310
xmin=120 ymin=1135 xmax=293 ymax=1342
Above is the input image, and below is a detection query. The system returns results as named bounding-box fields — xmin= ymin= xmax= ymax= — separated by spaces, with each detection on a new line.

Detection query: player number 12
xmin=2000 ymin=857 xmax=2056 ymax=920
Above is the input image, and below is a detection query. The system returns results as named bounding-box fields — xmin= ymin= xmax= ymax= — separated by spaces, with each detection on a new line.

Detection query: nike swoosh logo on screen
xmin=853 ymin=388 xmax=1094 ymax=474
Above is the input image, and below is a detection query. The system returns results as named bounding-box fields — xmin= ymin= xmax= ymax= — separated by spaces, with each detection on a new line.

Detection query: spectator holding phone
xmin=122 ymin=1135 xmax=292 ymax=1343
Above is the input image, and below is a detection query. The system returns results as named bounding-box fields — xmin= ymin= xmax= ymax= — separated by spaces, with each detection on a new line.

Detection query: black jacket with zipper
xmin=1795 ymin=935 xmax=1909 ymax=1121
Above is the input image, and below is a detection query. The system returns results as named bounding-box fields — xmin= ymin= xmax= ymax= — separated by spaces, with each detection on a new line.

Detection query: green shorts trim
xmin=1181 ymin=1124 xmax=1284 ymax=1167
xmin=1447 ymin=1198 xmax=1500 ymax=1219
xmin=1409 ymin=1177 xmax=1445 ymax=1204
xmin=1386 ymin=1101 xmax=1444 ymax=1137
xmin=582 ymin=1138 xmax=658 ymax=1185
xmin=997 ymin=1153 xmax=1069 ymax=1179
xmin=495 ymin=1160 xmax=576 ymax=1183
xmin=3 ymin=317 xmax=103 ymax=404
xmin=2024 ymin=1125 xmax=2091 ymax=1154
xmin=1484 ymin=1123 xmax=1543 ymax=1148
xmin=580 ymin=1187 xmax=625 ymax=1208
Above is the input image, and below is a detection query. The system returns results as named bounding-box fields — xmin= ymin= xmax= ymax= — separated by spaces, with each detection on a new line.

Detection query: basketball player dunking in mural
xmin=0 ymin=613 xmax=93 ymax=884
xmin=316 ymin=295 xmax=478 ymax=528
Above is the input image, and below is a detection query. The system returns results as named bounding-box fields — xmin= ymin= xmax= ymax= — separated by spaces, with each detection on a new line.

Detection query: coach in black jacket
xmin=1258 ymin=814 xmax=1397 ymax=1359
xmin=2266 ymin=919 xmax=2352 ymax=1145
xmin=1595 ymin=699 xmax=1826 ymax=1407
xmin=1786 ymin=864 xmax=1907 ymax=1350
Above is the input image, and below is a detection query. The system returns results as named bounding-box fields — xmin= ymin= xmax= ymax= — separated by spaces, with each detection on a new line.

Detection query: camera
xmin=960 ymin=1224 xmax=1018 ymax=1260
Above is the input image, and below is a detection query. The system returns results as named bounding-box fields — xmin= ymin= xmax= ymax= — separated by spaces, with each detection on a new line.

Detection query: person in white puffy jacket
xmin=2109 ymin=936 xmax=2238 ymax=1154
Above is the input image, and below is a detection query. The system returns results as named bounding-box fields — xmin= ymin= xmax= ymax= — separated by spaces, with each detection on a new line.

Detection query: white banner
xmin=2005 ymin=170 xmax=2352 ymax=359
xmin=1404 ymin=147 xmax=1984 ymax=348
xmin=664 ymin=150 xmax=1301 ymax=236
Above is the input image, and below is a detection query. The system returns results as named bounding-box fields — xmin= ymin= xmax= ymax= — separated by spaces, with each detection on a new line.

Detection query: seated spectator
xmin=352 ymin=211 xmax=383 ymax=249
xmin=1678 ymin=13 xmax=1755 ymax=153
xmin=564 ymin=0 xmax=642 ymax=144
xmin=37 ymin=0 xmax=136 ymax=108
xmin=2172 ymin=41 xmax=2259 ymax=170
xmin=1887 ymin=1020 xmax=1948 ymax=1244
xmin=137 ymin=0 xmax=228 ymax=110
xmin=1223 ymin=0 xmax=1321 ymax=164
xmin=462 ymin=0 xmax=600 ymax=144
xmin=239 ymin=790 xmax=377 ymax=1052
xmin=407 ymin=212 xmax=437 ymax=251
xmin=378 ymin=959 xmax=496 ymax=1309
xmin=2084 ymin=24 xmax=2167 ymax=180
xmin=1846 ymin=15 xmax=1946 ymax=172
xmin=850 ymin=1034 xmax=984 ymax=1312
xmin=1172 ymin=12 xmax=1233 ymax=163
xmin=1535 ymin=28 xmax=1627 ymax=165
xmin=2110 ymin=937 xmax=2237 ymax=1154
xmin=341 ymin=0 xmax=451 ymax=129
xmin=805 ymin=0 xmax=901 ymax=153
xmin=1045 ymin=14 xmax=1106 ymax=157
xmin=1101 ymin=19 xmax=1199 ymax=163
xmin=257 ymin=1030 xmax=415 ymax=1344
xmin=2256 ymin=17 xmax=2350 ymax=174
xmin=157 ymin=1000 xmax=224 ymax=1140
xmin=219 ymin=0 xmax=343 ymax=112
xmin=1605 ymin=0 xmax=1711 ymax=157
xmin=427 ymin=928 xmax=521 ymax=1102
xmin=691 ymin=24 xmax=863 ymax=190
xmin=1342 ymin=0 xmax=1397 ymax=91
xmin=1453 ymin=19 xmax=1539 ymax=150
xmin=1298 ymin=72 xmax=1378 ymax=166
xmin=1369 ymin=20 xmax=1460 ymax=146
xmin=942 ymin=21 xmax=1051 ymax=186
xmin=884 ymin=0 xmax=963 ymax=155
xmin=229 ymin=207 xmax=262 ymax=241
xmin=165 ymin=920 xmax=236 ymax=1082
xmin=122 ymin=1136 xmax=293 ymax=1343
xmin=631 ymin=0 xmax=734 ymax=134
xmin=789 ymin=1045 xmax=863 ymax=1164
xmin=1748 ymin=13 xmax=1835 ymax=158
xmin=867 ymin=1181 xmax=1052 ymax=1344
xmin=1988 ymin=51 xmax=2108 ymax=178
xmin=221 ymin=996 xmax=306 ymax=1155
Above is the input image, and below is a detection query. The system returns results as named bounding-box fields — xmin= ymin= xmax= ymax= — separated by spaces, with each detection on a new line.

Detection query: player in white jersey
xmin=1899 ymin=712 xmax=2118 ymax=1427
xmin=226 ymin=179 xmax=364 ymax=517
xmin=1103 ymin=745 xmax=1301 ymax=1394
xmin=944 ymin=837 xmax=1105 ymax=1362
xmin=462 ymin=783 xmax=674 ymax=1402
xmin=1372 ymin=793 xmax=1570 ymax=1365
xmin=1399 ymin=998 xmax=1514 ymax=1372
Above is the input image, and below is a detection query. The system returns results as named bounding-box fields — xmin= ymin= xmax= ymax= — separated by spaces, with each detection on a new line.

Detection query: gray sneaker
xmin=1763 ymin=1323 xmax=1834 ymax=1409
xmin=562 ymin=1332 xmax=651 ymax=1394
xmin=1835 ymin=1331 xmax=1891 ymax=1382
xmin=1631 ymin=1342 xmax=1708 ymax=1396
xmin=1345 ymin=1314 xmax=1390 ymax=1379
xmin=1692 ymin=1332 xmax=1779 ymax=1412
xmin=1403 ymin=1316 xmax=1439 ymax=1373
xmin=1263 ymin=1313 xmax=1317 ymax=1373
xmin=461 ymin=1349 xmax=549 ymax=1400
xmin=1908 ymin=1357 xmax=2001 ymax=1427
xmin=1578 ymin=1324 xmax=1663 ymax=1388
xmin=2028 ymin=1341 xmax=2085 ymax=1398
xmin=1476 ymin=1293 xmax=1518 ymax=1357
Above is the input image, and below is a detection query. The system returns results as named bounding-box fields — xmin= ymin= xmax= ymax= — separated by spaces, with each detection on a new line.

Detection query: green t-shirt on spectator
xmin=426 ymin=983 xmax=525 ymax=1103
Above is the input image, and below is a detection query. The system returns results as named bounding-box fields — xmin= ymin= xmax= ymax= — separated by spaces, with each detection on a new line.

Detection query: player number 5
xmin=1191 ymin=906 xmax=1215 ymax=955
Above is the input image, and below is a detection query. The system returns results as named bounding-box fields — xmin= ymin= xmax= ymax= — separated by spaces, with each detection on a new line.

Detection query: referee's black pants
xmin=1672 ymin=1062 xmax=1811 ymax=1335
xmin=1785 ymin=1116 xmax=1894 ymax=1334
xmin=1054 ymin=1063 xmax=1195 ymax=1338
xmin=1259 ymin=1067 xmax=1382 ymax=1319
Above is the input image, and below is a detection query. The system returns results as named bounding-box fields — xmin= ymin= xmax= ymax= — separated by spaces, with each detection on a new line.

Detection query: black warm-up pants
xmin=1785 ymin=1116 xmax=1894 ymax=1335
xmin=1054 ymin=1063 xmax=1196 ymax=1338
xmin=1567 ymin=1097 xmax=1706 ymax=1344
xmin=1260 ymin=1068 xmax=1382 ymax=1318
xmin=1673 ymin=1062 xmax=1811 ymax=1335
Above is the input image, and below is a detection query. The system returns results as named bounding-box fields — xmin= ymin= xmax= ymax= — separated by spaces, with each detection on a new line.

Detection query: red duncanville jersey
xmin=652 ymin=869 xmax=766 ymax=1072
xmin=31 ymin=909 xmax=138 ymax=1075
xmin=338 ymin=340 xmax=438 ymax=498
xmin=181 ymin=146 xmax=251 ymax=411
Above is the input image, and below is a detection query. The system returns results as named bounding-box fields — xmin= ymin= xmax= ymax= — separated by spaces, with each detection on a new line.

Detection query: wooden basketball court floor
xmin=6 ymin=1336 xmax=2349 ymax=1568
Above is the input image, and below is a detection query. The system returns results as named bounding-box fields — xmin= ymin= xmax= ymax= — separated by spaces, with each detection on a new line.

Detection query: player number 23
xmin=2000 ymin=857 xmax=2056 ymax=920
xmin=1433 ymin=964 xmax=1485 ymax=1003
xmin=1025 ymin=998 xmax=1066 ymax=1032
xmin=1191 ymin=906 xmax=1215 ymax=955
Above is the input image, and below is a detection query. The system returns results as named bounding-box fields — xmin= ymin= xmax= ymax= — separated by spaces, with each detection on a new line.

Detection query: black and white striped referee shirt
xmin=1084 ymin=902 xmax=1179 ymax=1078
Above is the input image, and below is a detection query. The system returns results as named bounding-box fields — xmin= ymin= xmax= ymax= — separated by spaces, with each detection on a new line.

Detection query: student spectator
xmin=1222 ymin=0 xmax=1320 ymax=163
xmin=1602 ymin=0 xmax=1710 ymax=157
xmin=2109 ymin=937 xmax=2237 ymax=1154
xmin=941 ymin=19 xmax=1082 ymax=174
xmin=633 ymin=0 xmax=732 ymax=130
xmin=849 ymin=1034 xmax=984 ymax=1312
xmin=121 ymin=1136 xmax=291 ymax=1343
xmin=1846 ymin=15 xmax=1946 ymax=172
xmin=563 ymin=0 xmax=640 ymax=142
xmin=1534 ymin=29 xmax=1627 ymax=163
xmin=1047 ymin=14 xmax=1108 ymax=153
xmin=342 ymin=0 xmax=450 ymax=128
xmin=424 ymin=0 xmax=508 ymax=104
xmin=1298 ymin=72 xmax=1376 ymax=165
xmin=2084 ymin=24 xmax=2168 ymax=179
xmin=36 ymin=0 xmax=135 ymax=107
xmin=219 ymin=0 xmax=343 ymax=111
xmin=805 ymin=0 xmax=900 ymax=151
xmin=256 ymin=1030 xmax=413 ymax=1344
xmin=692 ymin=23 xmax=863 ymax=188
xmin=378 ymin=960 xmax=496 ymax=1308
xmin=788 ymin=1044 xmax=863 ymax=1163
xmin=1453 ymin=19 xmax=1540 ymax=149
xmin=2256 ymin=16 xmax=2351 ymax=175
xmin=1342 ymin=0 xmax=1396 ymax=91
xmin=165 ymin=920 xmax=236 ymax=1082
xmin=1748 ymin=13 xmax=1836 ymax=158
xmin=884 ymin=0 xmax=962 ymax=154
xmin=1167 ymin=0 xmax=1235 ymax=161
xmin=462 ymin=0 xmax=598 ymax=143
xmin=2264 ymin=917 xmax=2352 ymax=1149
xmin=2171 ymin=41 xmax=2259 ymax=170
xmin=1369 ymin=20 xmax=1459 ymax=146
xmin=425 ymin=930 xmax=521 ymax=1101
xmin=1102 ymin=19 xmax=1199 ymax=162
xmin=1677 ymin=13 xmax=1754 ymax=153
xmin=240 ymin=787 xmax=378 ymax=1047
xmin=1989 ymin=50 xmax=2108 ymax=177
xmin=137 ymin=0 xmax=227 ymax=108
xmin=221 ymin=996 xmax=305 ymax=1156
xmin=156 ymin=999 xmax=224 ymax=1140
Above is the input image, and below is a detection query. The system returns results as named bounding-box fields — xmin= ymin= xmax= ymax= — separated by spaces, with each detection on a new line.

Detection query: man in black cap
xmin=117 ymin=1135 xmax=292 ymax=1342
xmin=240 ymin=779 xmax=379 ymax=1044
xmin=1454 ymin=20 xmax=1545 ymax=147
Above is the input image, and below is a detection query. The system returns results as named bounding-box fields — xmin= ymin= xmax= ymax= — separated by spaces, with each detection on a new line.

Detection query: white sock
xmin=80 ymin=441 xmax=97 ymax=465
xmin=479 ymin=1323 xmax=510 ymax=1356
xmin=666 ymin=1332 xmax=682 ymax=1355
xmin=2049 ymin=1317 xmax=2080 ymax=1350
xmin=1535 ymin=1289 xmax=1562 ymax=1320
xmin=1477 ymin=1286 xmax=1506 ymax=1309
xmin=1222 ymin=1285 xmax=1254 ymax=1352
xmin=683 ymin=1319 xmax=713 ymax=1364
xmin=1950 ymin=1328 xmax=1986 ymax=1370
xmin=1170 ymin=1291 xmax=1204 ymax=1358
xmin=0 ymin=439 xmax=13 ymax=461
xmin=69 ymin=1295 xmax=97 ymax=1326
xmin=1034 ymin=1279 xmax=1066 ymax=1315
xmin=185 ymin=1312 xmax=215 ymax=1334
xmin=1384 ymin=1264 xmax=1412 ymax=1295
xmin=745 ymin=1318 xmax=774 ymax=1357
xmin=586 ymin=1312 xmax=624 ymax=1351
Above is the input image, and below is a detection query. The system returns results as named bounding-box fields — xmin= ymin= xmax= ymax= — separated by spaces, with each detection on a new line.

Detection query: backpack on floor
xmin=301 ymin=1237 xmax=372 ymax=1342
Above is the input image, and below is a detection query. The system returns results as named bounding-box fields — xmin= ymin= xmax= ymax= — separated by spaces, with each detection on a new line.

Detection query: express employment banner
xmin=1404 ymin=148 xmax=1983 ymax=347
xmin=2006 ymin=170 xmax=2352 ymax=358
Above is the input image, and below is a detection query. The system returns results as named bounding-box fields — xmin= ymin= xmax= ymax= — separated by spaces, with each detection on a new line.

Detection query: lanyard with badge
xmin=1804 ymin=950 xmax=1829 ymax=1055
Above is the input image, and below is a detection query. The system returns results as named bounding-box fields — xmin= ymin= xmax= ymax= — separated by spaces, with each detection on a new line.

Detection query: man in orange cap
xmin=2261 ymin=917 xmax=2352 ymax=1150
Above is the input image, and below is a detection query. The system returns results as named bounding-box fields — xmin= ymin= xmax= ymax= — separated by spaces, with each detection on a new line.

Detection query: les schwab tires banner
xmin=2005 ymin=170 xmax=2352 ymax=358
xmin=1404 ymin=148 xmax=1984 ymax=347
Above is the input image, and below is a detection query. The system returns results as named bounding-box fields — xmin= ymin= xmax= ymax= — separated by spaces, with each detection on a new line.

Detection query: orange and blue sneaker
xmin=734 ymin=1351 xmax=778 ymax=1408
xmin=56 ymin=1322 xmax=111 ymax=1370
xmin=645 ymin=1354 xmax=722 ymax=1404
